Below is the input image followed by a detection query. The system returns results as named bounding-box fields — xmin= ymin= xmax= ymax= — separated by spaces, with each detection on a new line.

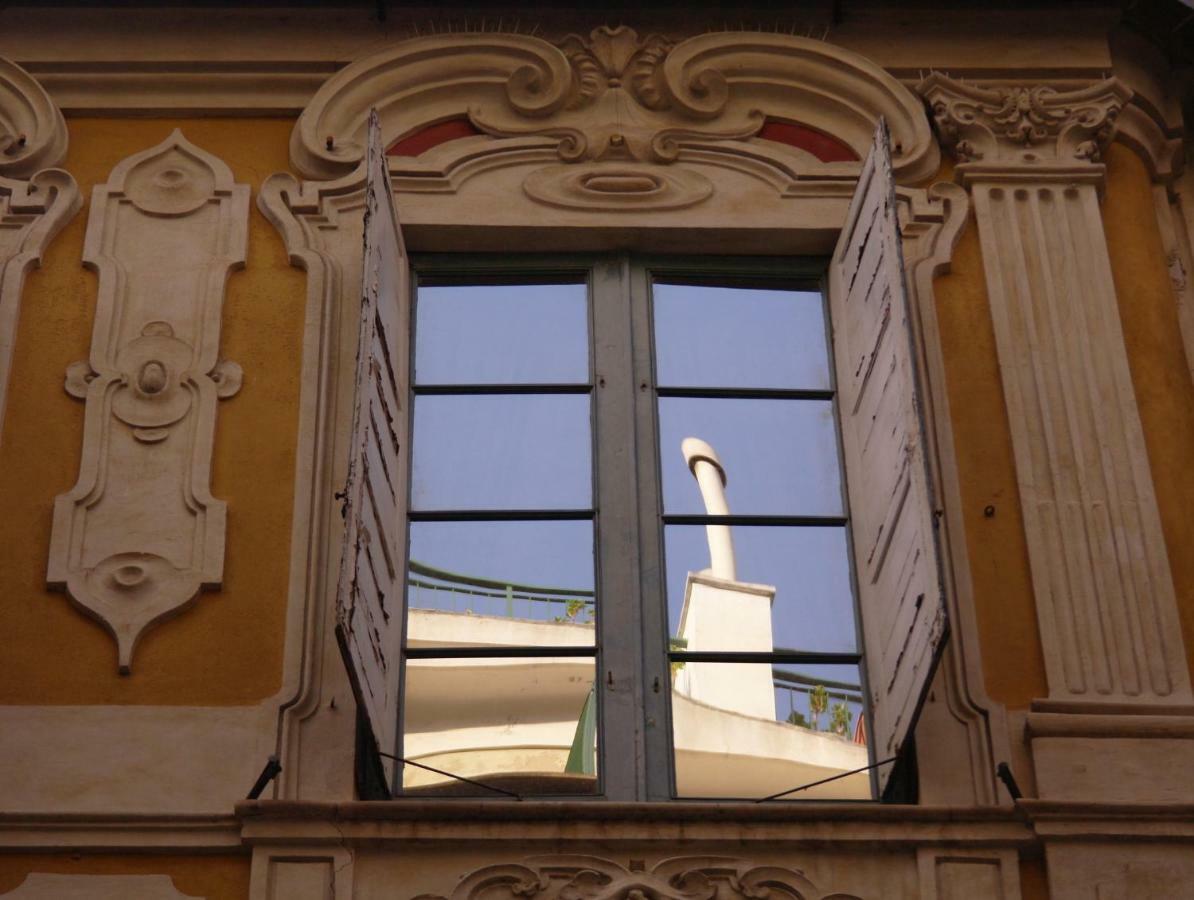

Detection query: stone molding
xmin=0 ymin=874 xmax=203 ymax=900
xmin=919 ymin=73 xmax=1131 ymax=176
xmin=47 ymin=131 xmax=248 ymax=674
xmin=290 ymin=28 xmax=939 ymax=182
xmin=0 ymin=57 xmax=68 ymax=178
xmin=898 ymin=182 xmax=1012 ymax=806
xmin=0 ymin=168 xmax=81 ymax=444
xmin=411 ymin=856 xmax=863 ymax=900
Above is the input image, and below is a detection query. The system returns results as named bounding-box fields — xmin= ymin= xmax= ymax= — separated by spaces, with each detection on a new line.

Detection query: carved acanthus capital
xmin=918 ymin=73 xmax=1131 ymax=171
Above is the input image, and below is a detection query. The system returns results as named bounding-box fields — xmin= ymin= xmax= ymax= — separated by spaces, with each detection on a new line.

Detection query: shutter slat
xmin=335 ymin=109 xmax=410 ymax=793
xmin=830 ymin=120 xmax=948 ymax=794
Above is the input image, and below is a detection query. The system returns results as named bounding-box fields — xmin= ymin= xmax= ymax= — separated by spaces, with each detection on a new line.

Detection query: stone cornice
xmin=918 ymin=73 xmax=1132 ymax=175
xmin=0 ymin=57 xmax=68 ymax=177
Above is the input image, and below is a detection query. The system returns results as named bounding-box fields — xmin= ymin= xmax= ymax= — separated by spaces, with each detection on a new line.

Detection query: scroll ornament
xmin=411 ymin=856 xmax=864 ymax=900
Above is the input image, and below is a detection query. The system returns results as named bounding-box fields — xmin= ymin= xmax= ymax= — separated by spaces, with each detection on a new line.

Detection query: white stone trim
xmin=0 ymin=57 xmax=68 ymax=178
xmin=0 ymin=874 xmax=204 ymax=900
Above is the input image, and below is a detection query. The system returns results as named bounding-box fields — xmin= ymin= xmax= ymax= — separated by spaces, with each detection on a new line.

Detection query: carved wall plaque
xmin=47 ymin=130 xmax=247 ymax=673
xmin=411 ymin=856 xmax=864 ymax=900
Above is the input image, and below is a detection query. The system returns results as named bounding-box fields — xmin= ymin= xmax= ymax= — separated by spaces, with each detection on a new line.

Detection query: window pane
xmin=665 ymin=525 xmax=856 ymax=653
xmin=653 ymin=282 xmax=829 ymax=389
xmin=658 ymin=398 xmax=843 ymax=516
xmin=408 ymin=520 xmax=595 ymax=647
xmin=403 ymin=655 xmax=598 ymax=796
xmin=415 ymin=282 xmax=589 ymax=384
xmin=671 ymin=662 xmax=870 ymax=799
xmin=412 ymin=394 xmax=591 ymax=510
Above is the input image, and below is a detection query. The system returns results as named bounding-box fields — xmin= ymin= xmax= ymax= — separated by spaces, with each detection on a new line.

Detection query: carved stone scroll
xmin=0 ymin=56 xmax=69 ymax=179
xmin=0 ymin=57 xmax=79 ymax=444
xmin=291 ymin=28 xmax=937 ymax=183
xmin=411 ymin=856 xmax=863 ymax=900
xmin=47 ymin=130 xmax=247 ymax=674
xmin=921 ymin=73 xmax=1193 ymax=711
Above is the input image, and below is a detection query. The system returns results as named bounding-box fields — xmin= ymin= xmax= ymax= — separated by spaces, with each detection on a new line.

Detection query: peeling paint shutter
xmin=829 ymin=120 xmax=948 ymax=796
xmin=335 ymin=110 xmax=409 ymax=792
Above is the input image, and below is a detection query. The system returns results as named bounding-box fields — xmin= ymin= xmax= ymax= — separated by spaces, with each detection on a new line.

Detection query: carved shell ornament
xmin=411 ymin=856 xmax=864 ymax=900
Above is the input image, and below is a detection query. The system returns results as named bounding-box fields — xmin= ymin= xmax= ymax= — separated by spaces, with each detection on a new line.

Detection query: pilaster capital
xmin=918 ymin=73 xmax=1132 ymax=179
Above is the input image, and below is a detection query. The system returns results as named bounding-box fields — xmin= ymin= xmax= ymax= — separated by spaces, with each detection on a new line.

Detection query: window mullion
xmin=627 ymin=260 xmax=675 ymax=801
xmin=591 ymin=255 xmax=647 ymax=801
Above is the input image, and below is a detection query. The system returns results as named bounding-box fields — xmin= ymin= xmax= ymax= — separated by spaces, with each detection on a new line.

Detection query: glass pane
xmin=671 ymin=662 xmax=870 ymax=799
xmin=653 ymin=282 xmax=829 ymax=389
xmin=412 ymin=394 xmax=591 ymax=510
xmin=415 ymin=282 xmax=589 ymax=384
xmin=408 ymin=521 xmax=595 ymax=647
xmin=665 ymin=525 xmax=855 ymax=653
xmin=403 ymin=655 xmax=598 ymax=796
xmin=658 ymin=397 xmax=843 ymax=516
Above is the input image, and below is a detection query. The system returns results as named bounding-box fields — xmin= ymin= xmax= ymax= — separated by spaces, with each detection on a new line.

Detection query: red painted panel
xmin=757 ymin=120 xmax=859 ymax=162
xmin=387 ymin=118 xmax=484 ymax=157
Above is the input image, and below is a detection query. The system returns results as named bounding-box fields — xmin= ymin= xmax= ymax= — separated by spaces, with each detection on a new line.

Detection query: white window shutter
xmin=829 ymin=119 xmax=948 ymax=796
xmin=335 ymin=109 xmax=410 ymax=793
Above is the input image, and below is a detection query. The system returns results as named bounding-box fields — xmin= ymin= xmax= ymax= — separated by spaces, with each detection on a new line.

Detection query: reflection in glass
xmin=411 ymin=394 xmax=592 ymax=510
xmin=671 ymin=662 xmax=869 ymax=799
xmin=403 ymin=656 xmax=598 ymax=796
xmin=407 ymin=521 xmax=595 ymax=647
xmin=665 ymin=525 xmax=855 ymax=653
xmin=415 ymin=282 xmax=589 ymax=385
xmin=653 ymin=282 xmax=829 ymax=389
xmin=659 ymin=398 xmax=843 ymax=516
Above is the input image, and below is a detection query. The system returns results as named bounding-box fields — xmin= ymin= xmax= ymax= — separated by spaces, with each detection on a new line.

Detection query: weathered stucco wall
xmin=0 ymin=118 xmax=304 ymax=704
xmin=0 ymin=854 xmax=250 ymax=899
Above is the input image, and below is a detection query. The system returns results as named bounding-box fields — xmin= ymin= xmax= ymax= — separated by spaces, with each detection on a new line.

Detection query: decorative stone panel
xmin=47 ymin=130 xmax=248 ymax=674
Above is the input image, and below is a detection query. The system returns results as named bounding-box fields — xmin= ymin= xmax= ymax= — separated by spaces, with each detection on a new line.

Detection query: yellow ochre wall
xmin=0 ymin=854 xmax=250 ymax=899
xmin=0 ymin=118 xmax=305 ymax=704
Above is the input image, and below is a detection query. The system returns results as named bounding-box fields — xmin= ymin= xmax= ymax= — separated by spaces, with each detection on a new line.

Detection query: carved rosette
xmin=47 ymin=130 xmax=247 ymax=674
xmin=412 ymin=856 xmax=864 ymax=900
xmin=918 ymin=73 xmax=1131 ymax=170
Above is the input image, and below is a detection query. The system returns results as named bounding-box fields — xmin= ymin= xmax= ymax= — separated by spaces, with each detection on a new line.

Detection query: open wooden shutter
xmin=829 ymin=119 xmax=948 ymax=797
xmin=335 ymin=110 xmax=410 ymax=793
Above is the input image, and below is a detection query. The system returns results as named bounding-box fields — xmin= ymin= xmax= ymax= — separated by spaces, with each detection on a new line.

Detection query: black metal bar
xmin=756 ymin=755 xmax=897 ymax=802
xmin=377 ymin=751 xmax=522 ymax=800
xmin=404 ymin=645 xmax=597 ymax=659
xmin=996 ymin=761 xmax=1023 ymax=801
xmin=410 ymin=509 xmax=594 ymax=522
xmin=656 ymin=386 xmax=834 ymax=401
xmin=414 ymin=383 xmax=591 ymax=395
xmin=246 ymin=756 xmax=282 ymax=800
xmin=662 ymin=514 xmax=848 ymax=527
xmin=668 ymin=650 xmax=861 ymax=665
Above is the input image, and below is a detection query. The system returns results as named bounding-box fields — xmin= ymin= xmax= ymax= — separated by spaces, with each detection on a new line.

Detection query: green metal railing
xmin=408 ymin=559 xmax=596 ymax=623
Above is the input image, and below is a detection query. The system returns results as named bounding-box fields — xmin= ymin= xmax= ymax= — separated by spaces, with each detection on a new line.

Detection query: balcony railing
xmin=408 ymin=559 xmax=596 ymax=623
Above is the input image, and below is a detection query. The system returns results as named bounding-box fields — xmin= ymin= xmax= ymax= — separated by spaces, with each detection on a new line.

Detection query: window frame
xmin=399 ymin=252 xmax=874 ymax=802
